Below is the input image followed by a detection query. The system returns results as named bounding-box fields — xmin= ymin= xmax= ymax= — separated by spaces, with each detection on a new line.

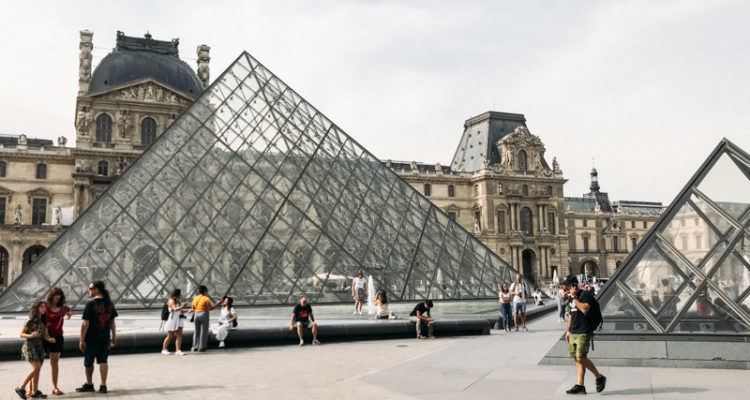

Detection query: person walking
xmin=510 ymin=274 xmax=528 ymax=331
xmin=191 ymin=285 xmax=221 ymax=352
xmin=557 ymin=286 xmax=569 ymax=322
xmin=351 ymin=271 xmax=366 ymax=315
xmin=15 ymin=301 xmax=55 ymax=399
xmin=76 ymin=281 xmax=117 ymax=394
xmin=561 ymin=275 xmax=606 ymax=395
xmin=161 ymin=289 xmax=188 ymax=355
xmin=498 ymin=283 xmax=513 ymax=332
xmin=45 ymin=288 xmax=72 ymax=395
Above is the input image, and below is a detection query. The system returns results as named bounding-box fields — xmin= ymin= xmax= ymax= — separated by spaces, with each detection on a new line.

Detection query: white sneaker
xmin=175 ymin=350 xmax=185 ymax=356
xmin=299 ymin=340 xmax=305 ymax=346
xmin=219 ymin=341 xmax=225 ymax=348
xmin=161 ymin=349 xmax=171 ymax=355
xmin=313 ymin=339 xmax=320 ymax=345
xmin=358 ymin=311 xmax=362 ymax=315
xmin=353 ymin=311 xmax=358 ymax=315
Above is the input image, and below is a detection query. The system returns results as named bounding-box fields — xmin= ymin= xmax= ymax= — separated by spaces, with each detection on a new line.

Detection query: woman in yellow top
xmin=191 ymin=285 xmax=221 ymax=352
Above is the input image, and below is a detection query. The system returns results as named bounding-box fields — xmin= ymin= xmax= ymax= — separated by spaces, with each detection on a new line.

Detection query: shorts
xmin=513 ymin=301 xmax=526 ymax=314
xmin=44 ymin=335 xmax=65 ymax=353
xmin=568 ymin=333 xmax=591 ymax=358
xmin=83 ymin=343 xmax=110 ymax=367
xmin=295 ymin=321 xmax=315 ymax=329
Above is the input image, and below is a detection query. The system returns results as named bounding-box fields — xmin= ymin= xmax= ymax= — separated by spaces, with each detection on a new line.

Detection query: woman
xmin=498 ymin=283 xmax=513 ymax=332
xmin=532 ymin=288 xmax=545 ymax=306
xmin=211 ymin=297 xmax=237 ymax=348
xmin=374 ymin=291 xmax=389 ymax=319
xmin=161 ymin=289 xmax=188 ymax=355
xmin=45 ymin=288 xmax=71 ymax=396
xmin=16 ymin=301 xmax=55 ymax=399
xmin=556 ymin=286 xmax=568 ymax=322
xmin=191 ymin=285 xmax=222 ymax=352
xmin=351 ymin=271 xmax=366 ymax=315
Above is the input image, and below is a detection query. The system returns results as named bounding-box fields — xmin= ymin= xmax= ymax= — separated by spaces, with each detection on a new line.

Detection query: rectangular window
xmin=0 ymin=197 xmax=5 ymax=224
xmin=583 ymin=219 xmax=588 ymax=227
xmin=496 ymin=183 xmax=503 ymax=195
xmin=423 ymin=184 xmax=431 ymax=196
xmin=643 ymin=221 xmax=647 ymax=229
xmin=583 ymin=236 xmax=589 ymax=252
xmin=36 ymin=164 xmax=47 ymax=179
xmin=547 ymin=212 xmax=555 ymax=234
xmin=681 ymin=236 xmax=688 ymax=250
xmin=613 ymin=237 xmax=619 ymax=252
xmin=447 ymin=212 xmax=456 ymax=222
xmin=631 ymin=237 xmax=637 ymax=249
xmin=631 ymin=220 xmax=635 ymax=229
xmin=695 ymin=235 xmax=702 ymax=249
xmin=448 ymin=185 xmax=455 ymax=197
xmin=497 ymin=211 xmax=505 ymax=234
xmin=32 ymin=198 xmax=46 ymax=225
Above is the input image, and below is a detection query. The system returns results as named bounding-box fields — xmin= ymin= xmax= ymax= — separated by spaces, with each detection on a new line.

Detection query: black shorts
xmin=83 ymin=343 xmax=110 ymax=367
xmin=43 ymin=335 xmax=65 ymax=353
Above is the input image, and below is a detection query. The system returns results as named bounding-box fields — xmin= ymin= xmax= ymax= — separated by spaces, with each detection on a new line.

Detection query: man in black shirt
xmin=289 ymin=296 xmax=319 ymax=346
xmin=77 ymin=281 xmax=117 ymax=394
xmin=409 ymin=300 xmax=434 ymax=339
xmin=562 ymin=275 xmax=606 ymax=395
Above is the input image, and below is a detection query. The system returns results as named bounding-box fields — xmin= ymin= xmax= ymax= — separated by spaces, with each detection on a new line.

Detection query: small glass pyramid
xmin=598 ymin=139 xmax=750 ymax=335
xmin=0 ymin=52 xmax=522 ymax=311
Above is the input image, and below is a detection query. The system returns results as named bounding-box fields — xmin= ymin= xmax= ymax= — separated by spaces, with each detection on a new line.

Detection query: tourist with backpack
xmin=161 ymin=289 xmax=188 ymax=355
xmin=561 ymin=275 xmax=606 ymax=395
xmin=211 ymin=296 xmax=237 ymax=348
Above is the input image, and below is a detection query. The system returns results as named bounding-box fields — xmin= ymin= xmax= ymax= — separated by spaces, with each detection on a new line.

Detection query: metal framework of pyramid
xmin=0 ymin=52 xmax=523 ymax=311
xmin=597 ymin=139 xmax=750 ymax=336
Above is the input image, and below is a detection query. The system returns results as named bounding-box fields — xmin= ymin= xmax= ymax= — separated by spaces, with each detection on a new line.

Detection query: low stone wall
xmin=0 ymin=319 xmax=490 ymax=361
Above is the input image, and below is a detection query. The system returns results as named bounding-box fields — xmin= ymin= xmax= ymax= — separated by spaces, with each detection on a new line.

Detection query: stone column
xmin=79 ymin=30 xmax=93 ymax=94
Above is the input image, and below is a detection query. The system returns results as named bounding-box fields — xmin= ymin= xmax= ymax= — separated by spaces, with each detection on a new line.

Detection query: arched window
xmin=522 ymin=184 xmax=528 ymax=196
xmin=97 ymin=161 xmax=108 ymax=176
xmin=518 ymin=150 xmax=527 ymax=171
xmin=36 ymin=164 xmax=47 ymax=179
xmin=141 ymin=117 xmax=157 ymax=147
xmin=0 ymin=161 xmax=6 ymax=178
xmin=424 ymin=183 xmax=431 ymax=196
xmin=520 ymin=207 xmax=533 ymax=235
xmin=96 ymin=114 xmax=112 ymax=143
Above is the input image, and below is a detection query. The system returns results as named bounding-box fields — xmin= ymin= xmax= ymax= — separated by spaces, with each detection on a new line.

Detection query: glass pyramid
xmin=0 ymin=52 xmax=522 ymax=311
xmin=598 ymin=139 xmax=750 ymax=335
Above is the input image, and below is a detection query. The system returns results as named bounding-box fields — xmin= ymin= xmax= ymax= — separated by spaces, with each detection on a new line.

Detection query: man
xmin=510 ymin=274 xmax=528 ymax=331
xmin=77 ymin=281 xmax=117 ymax=394
xmin=409 ymin=299 xmax=434 ymax=339
xmin=289 ymin=296 xmax=319 ymax=346
xmin=562 ymin=275 xmax=606 ymax=395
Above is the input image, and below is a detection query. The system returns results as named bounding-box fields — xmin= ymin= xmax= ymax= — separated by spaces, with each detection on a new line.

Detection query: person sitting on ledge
xmin=374 ymin=290 xmax=390 ymax=320
xmin=289 ymin=296 xmax=319 ymax=346
xmin=409 ymin=299 xmax=434 ymax=339
xmin=211 ymin=297 xmax=237 ymax=348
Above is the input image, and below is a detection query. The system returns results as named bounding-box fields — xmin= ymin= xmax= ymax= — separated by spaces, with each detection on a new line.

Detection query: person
xmin=558 ymin=286 xmax=569 ymax=322
xmin=15 ymin=301 xmax=55 ymax=399
xmin=562 ymin=275 xmax=606 ymax=395
xmin=211 ymin=297 xmax=238 ymax=348
xmin=532 ymin=288 xmax=545 ymax=306
xmin=498 ymin=283 xmax=513 ymax=332
xmin=289 ymin=296 xmax=319 ymax=346
xmin=161 ymin=289 xmax=188 ymax=355
xmin=191 ymin=285 xmax=222 ymax=352
xmin=661 ymin=279 xmax=677 ymax=316
xmin=374 ymin=290 xmax=389 ymax=319
xmin=409 ymin=299 xmax=434 ymax=339
xmin=76 ymin=281 xmax=117 ymax=394
xmin=351 ymin=271 xmax=366 ymax=315
xmin=510 ymin=274 xmax=528 ymax=331
xmin=45 ymin=288 xmax=72 ymax=396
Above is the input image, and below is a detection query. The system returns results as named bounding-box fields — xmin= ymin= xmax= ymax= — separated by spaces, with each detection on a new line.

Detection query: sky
xmin=1 ymin=0 xmax=749 ymax=204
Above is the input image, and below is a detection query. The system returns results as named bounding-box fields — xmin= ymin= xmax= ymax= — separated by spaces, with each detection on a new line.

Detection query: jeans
xmin=193 ymin=311 xmax=210 ymax=350
xmin=499 ymin=302 xmax=512 ymax=330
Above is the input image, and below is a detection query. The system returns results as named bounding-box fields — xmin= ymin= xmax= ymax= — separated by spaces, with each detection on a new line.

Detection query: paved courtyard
xmin=2 ymin=312 xmax=748 ymax=399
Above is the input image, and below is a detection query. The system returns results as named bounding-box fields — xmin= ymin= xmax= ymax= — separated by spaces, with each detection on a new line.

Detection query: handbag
xmin=190 ymin=312 xmax=195 ymax=323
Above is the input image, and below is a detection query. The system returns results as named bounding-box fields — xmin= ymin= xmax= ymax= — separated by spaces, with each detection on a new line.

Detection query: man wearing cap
xmin=561 ymin=275 xmax=606 ymax=395
xmin=409 ymin=300 xmax=435 ymax=339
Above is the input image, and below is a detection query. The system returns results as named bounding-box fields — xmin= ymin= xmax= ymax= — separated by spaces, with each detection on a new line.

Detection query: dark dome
xmin=89 ymin=34 xmax=203 ymax=98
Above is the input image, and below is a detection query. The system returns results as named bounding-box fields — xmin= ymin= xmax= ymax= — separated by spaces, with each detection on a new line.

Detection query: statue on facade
xmin=473 ymin=217 xmax=481 ymax=235
xmin=504 ymin=148 xmax=513 ymax=168
xmin=552 ymin=156 xmax=560 ymax=172
xmin=57 ymin=136 xmax=67 ymax=147
xmin=481 ymin=155 xmax=490 ymax=169
xmin=14 ymin=205 xmax=22 ymax=225
xmin=145 ymin=85 xmax=155 ymax=101
xmin=53 ymin=206 xmax=63 ymax=226
xmin=196 ymin=45 xmax=211 ymax=87
xmin=118 ymin=111 xmax=134 ymax=139
xmin=76 ymin=108 xmax=92 ymax=135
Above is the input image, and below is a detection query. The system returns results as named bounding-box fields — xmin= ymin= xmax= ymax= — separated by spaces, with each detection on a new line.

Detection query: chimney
xmin=196 ymin=44 xmax=211 ymax=87
xmin=78 ymin=30 xmax=94 ymax=94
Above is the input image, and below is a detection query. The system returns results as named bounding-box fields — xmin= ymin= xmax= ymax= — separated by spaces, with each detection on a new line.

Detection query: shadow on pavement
xmin=602 ymin=387 xmax=707 ymax=396
xmin=79 ymin=385 xmax=223 ymax=397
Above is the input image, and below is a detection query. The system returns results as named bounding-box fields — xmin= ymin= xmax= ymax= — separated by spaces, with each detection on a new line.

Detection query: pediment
xmin=88 ymin=79 xmax=193 ymax=106
xmin=0 ymin=184 xmax=12 ymax=195
xmin=27 ymin=187 xmax=51 ymax=198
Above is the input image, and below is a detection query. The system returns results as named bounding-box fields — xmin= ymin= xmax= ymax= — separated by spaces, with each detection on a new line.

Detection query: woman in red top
xmin=45 ymin=287 xmax=72 ymax=396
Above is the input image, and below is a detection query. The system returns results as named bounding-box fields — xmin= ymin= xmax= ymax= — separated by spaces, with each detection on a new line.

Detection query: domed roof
xmin=89 ymin=32 xmax=203 ymax=99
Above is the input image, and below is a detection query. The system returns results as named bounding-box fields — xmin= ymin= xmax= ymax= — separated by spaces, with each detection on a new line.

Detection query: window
xmin=474 ymin=184 xmax=479 ymax=197
xmin=97 ymin=161 xmax=108 ymax=176
xmin=694 ymin=217 xmax=699 ymax=226
xmin=583 ymin=236 xmax=589 ymax=252
xmin=0 ymin=197 xmax=5 ymax=224
xmin=613 ymin=237 xmax=619 ymax=252
xmin=35 ymin=164 xmax=47 ymax=179
xmin=448 ymin=185 xmax=455 ymax=197
xmin=643 ymin=221 xmax=647 ymax=229
xmin=546 ymin=185 xmax=553 ymax=196
xmin=141 ymin=117 xmax=157 ymax=146
xmin=497 ymin=211 xmax=506 ymax=234
xmin=496 ymin=183 xmax=503 ymax=195
xmin=548 ymin=212 xmax=555 ymax=234
xmin=95 ymin=114 xmax=112 ymax=143
xmin=423 ymin=184 xmax=431 ymax=197
xmin=474 ymin=211 xmax=481 ymax=231
xmin=631 ymin=221 xmax=635 ymax=229
xmin=631 ymin=237 xmax=637 ymax=249
xmin=447 ymin=212 xmax=457 ymax=222
xmin=31 ymin=198 xmax=46 ymax=225
xmin=518 ymin=150 xmax=527 ymax=171
xmin=695 ymin=234 xmax=702 ymax=249
xmin=680 ymin=219 xmax=686 ymax=227
xmin=0 ymin=161 xmax=5 ymax=178
xmin=583 ymin=219 xmax=588 ymax=227
xmin=520 ymin=207 xmax=532 ymax=235
xmin=681 ymin=236 xmax=688 ymax=250
xmin=522 ymin=184 xmax=528 ymax=196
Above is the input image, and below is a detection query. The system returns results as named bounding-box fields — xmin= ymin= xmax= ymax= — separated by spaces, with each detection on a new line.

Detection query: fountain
xmin=366 ymin=275 xmax=376 ymax=315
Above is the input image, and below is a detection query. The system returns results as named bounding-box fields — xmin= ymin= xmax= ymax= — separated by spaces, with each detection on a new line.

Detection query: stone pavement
xmin=2 ymin=312 xmax=748 ymax=399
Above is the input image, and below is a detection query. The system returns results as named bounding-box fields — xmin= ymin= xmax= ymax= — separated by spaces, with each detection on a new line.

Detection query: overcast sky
xmin=2 ymin=1 xmax=749 ymax=204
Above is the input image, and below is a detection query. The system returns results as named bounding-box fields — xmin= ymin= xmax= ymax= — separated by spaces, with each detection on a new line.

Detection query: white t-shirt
xmin=510 ymin=282 xmax=527 ymax=302
xmin=353 ymin=277 xmax=366 ymax=290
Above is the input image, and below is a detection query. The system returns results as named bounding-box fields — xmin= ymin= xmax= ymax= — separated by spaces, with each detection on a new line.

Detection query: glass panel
xmin=623 ymin=247 xmax=686 ymax=315
xmin=696 ymin=153 xmax=750 ymax=221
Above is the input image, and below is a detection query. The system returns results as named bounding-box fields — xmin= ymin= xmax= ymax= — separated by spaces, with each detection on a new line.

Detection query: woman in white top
xmin=162 ymin=289 xmax=188 ymax=355
xmin=498 ymin=283 xmax=513 ymax=332
xmin=211 ymin=297 xmax=237 ymax=348
xmin=351 ymin=271 xmax=367 ymax=315
xmin=532 ymin=288 xmax=545 ymax=306
xmin=374 ymin=290 xmax=389 ymax=319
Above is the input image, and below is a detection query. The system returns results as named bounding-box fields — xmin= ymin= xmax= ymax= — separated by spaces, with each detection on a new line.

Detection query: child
xmin=15 ymin=301 xmax=55 ymax=399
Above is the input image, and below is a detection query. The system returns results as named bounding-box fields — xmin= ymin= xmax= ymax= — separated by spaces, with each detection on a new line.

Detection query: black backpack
xmin=587 ymin=298 xmax=603 ymax=333
xmin=161 ymin=302 xmax=170 ymax=321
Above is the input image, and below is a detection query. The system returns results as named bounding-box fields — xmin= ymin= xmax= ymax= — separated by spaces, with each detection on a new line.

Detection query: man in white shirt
xmin=510 ymin=273 xmax=528 ymax=331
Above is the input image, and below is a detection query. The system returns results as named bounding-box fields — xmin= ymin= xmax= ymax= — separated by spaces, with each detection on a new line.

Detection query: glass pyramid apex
xmin=0 ymin=52 xmax=524 ymax=311
xmin=598 ymin=139 xmax=750 ymax=336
